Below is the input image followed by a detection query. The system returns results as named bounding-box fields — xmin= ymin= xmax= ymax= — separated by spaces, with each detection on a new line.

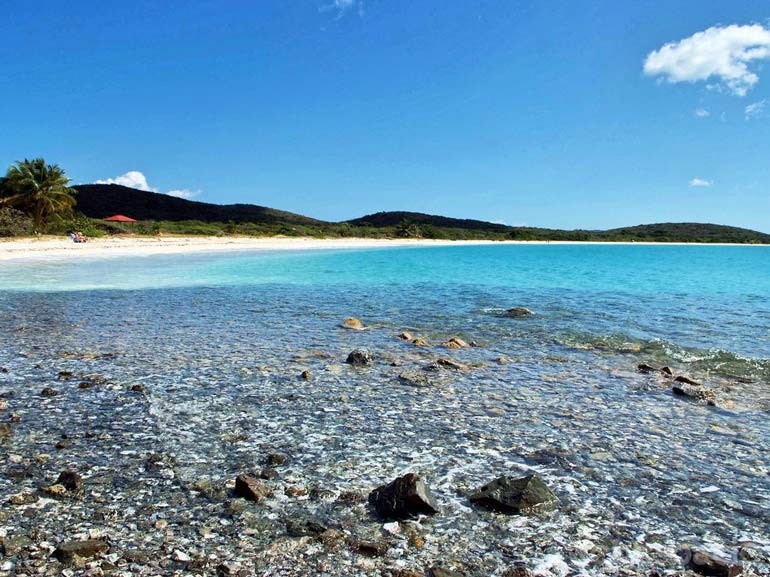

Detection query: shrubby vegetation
xmin=0 ymin=207 xmax=33 ymax=237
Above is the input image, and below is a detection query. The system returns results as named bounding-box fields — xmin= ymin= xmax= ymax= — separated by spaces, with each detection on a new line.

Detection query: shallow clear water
xmin=1 ymin=244 xmax=769 ymax=575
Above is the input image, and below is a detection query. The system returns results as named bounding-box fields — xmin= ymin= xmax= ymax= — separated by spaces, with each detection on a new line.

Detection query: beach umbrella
xmin=103 ymin=214 xmax=137 ymax=223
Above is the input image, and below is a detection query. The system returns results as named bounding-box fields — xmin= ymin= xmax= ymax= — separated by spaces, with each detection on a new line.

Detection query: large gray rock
xmin=346 ymin=349 xmax=373 ymax=366
xmin=368 ymin=473 xmax=439 ymax=520
xmin=470 ymin=474 xmax=557 ymax=514
xmin=681 ymin=547 xmax=742 ymax=577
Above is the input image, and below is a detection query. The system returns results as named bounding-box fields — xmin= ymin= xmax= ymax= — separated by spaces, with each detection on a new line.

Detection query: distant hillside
xmin=602 ymin=222 xmax=770 ymax=244
xmin=73 ymin=184 xmax=324 ymax=226
xmin=68 ymin=185 xmax=770 ymax=243
xmin=347 ymin=211 xmax=511 ymax=232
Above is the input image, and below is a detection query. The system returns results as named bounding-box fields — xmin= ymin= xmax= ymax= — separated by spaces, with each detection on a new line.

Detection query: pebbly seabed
xmin=1 ymin=245 xmax=769 ymax=576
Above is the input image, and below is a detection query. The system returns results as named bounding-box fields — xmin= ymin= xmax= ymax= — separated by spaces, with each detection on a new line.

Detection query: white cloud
xmin=167 ymin=189 xmax=200 ymax=200
xmin=745 ymin=99 xmax=767 ymax=119
xmin=694 ymin=108 xmax=710 ymax=118
xmin=643 ymin=24 xmax=770 ymax=96
xmin=96 ymin=170 xmax=156 ymax=192
xmin=689 ymin=178 xmax=713 ymax=187
xmin=97 ymin=171 xmax=199 ymax=199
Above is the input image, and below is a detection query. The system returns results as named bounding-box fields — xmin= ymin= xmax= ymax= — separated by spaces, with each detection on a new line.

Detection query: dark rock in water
xmin=397 ymin=371 xmax=434 ymax=388
xmin=368 ymin=473 xmax=439 ymax=520
xmin=266 ymin=452 xmax=288 ymax=466
xmin=300 ymin=370 xmax=313 ymax=381
xmin=0 ymin=366 xmax=7 ymax=373
xmin=398 ymin=331 xmax=414 ymax=341
xmin=428 ymin=567 xmax=466 ymax=577
xmin=41 ymin=387 xmax=59 ymax=398
xmin=57 ymin=371 xmax=74 ymax=380
xmin=56 ymin=470 xmax=83 ymax=492
xmin=78 ymin=381 xmax=94 ymax=390
xmin=470 ymin=474 xmax=557 ymax=514
xmin=130 ymin=384 xmax=146 ymax=393
xmin=352 ymin=540 xmax=390 ymax=557
xmin=503 ymin=307 xmax=534 ymax=318
xmin=286 ymin=518 xmax=327 ymax=537
xmin=436 ymin=358 xmax=468 ymax=371
xmin=259 ymin=467 xmax=279 ymax=480
xmin=54 ymin=539 xmax=110 ymax=564
xmin=681 ymin=547 xmax=742 ymax=577
xmin=672 ymin=384 xmax=715 ymax=401
xmin=234 ymin=475 xmax=272 ymax=502
xmin=638 ymin=363 xmax=674 ymax=377
xmin=674 ymin=375 xmax=703 ymax=386
xmin=502 ymin=568 xmax=534 ymax=577
xmin=346 ymin=349 xmax=373 ymax=366
xmin=412 ymin=338 xmax=429 ymax=347
xmin=0 ymin=423 xmax=10 ymax=441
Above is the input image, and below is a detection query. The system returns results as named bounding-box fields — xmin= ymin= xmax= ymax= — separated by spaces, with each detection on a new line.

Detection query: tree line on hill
xmin=2 ymin=158 xmax=769 ymax=244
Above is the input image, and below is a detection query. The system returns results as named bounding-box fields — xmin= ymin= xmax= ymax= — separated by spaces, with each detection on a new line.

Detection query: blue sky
xmin=2 ymin=1 xmax=770 ymax=231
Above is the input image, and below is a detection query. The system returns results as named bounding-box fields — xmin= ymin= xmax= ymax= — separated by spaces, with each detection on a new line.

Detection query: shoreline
xmin=0 ymin=235 xmax=767 ymax=262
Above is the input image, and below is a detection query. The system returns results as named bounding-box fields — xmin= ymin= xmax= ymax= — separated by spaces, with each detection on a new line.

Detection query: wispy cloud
xmin=694 ymin=108 xmax=710 ymax=118
xmin=689 ymin=178 xmax=713 ymax=187
xmin=745 ymin=99 xmax=767 ymax=120
xmin=320 ymin=0 xmax=363 ymax=19
xmin=643 ymin=24 xmax=770 ymax=96
xmin=96 ymin=171 xmax=200 ymax=199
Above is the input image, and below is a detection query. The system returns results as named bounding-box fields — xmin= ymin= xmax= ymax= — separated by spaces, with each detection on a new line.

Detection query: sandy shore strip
xmin=1 ymin=235 xmax=767 ymax=262
xmin=0 ymin=235 xmax=498 ymax=262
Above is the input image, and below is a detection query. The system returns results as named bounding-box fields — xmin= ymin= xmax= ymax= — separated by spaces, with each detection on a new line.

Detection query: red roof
xmin=104 ymin=214 xmax=137 ymax=222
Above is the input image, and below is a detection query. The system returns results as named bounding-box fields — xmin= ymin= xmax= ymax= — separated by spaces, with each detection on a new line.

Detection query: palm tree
xmin=1 ymin=158 xmax=76 ymax=232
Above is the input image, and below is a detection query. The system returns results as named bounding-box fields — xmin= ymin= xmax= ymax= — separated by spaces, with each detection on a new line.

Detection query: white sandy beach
xmin=0 ymin=235 xmax=500 ymax=262
xmin=0 ymin=235 xmax=765 ymax=262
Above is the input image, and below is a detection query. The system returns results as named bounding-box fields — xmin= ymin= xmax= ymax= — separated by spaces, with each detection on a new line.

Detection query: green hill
xmin=66 ymin=184 xmax=770 ymax=243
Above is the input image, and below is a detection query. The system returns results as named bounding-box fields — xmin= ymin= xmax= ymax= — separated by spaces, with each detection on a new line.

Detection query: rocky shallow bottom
xmin=1 ymin=286 xmax=769 ymax=577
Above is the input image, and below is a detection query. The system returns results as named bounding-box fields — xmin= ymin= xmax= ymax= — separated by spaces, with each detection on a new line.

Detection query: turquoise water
xmin=1 ymin=244 xmax=769 ymax=575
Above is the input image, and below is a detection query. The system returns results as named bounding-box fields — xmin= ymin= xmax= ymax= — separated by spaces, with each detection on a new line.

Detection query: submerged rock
xmin=346 ymin=349 xmax=373 ymax=366
xmin=352 ymin=539 xmax=390 ymax=557
xmin=638 ymin=363 xmax=674 ymax=377
xmin=0 ymin=423 xmax=10 ymax=441
xmin=54 ymin=539 xmax=110 ymax=564
xmin=428 ymin=567 xmax=466 ymax=577
xmin=672 ymin=383 xmax=715 ymax=401
xmin=41 ymin=387 xmax=59 ymax=398
xmin=435 ymin=358 xmax=468 ymax=371
xmin=411 ymin=338 xmax=429 ymax=347
xmin=470 ymin=474 xmax=557 ymax=514
xmin=674 ymin=375 xmax=703 ymax=386
xmin=286 ymin=518 xmax=327 ymax=537
xmin=397 ymin=371 xmax=434 ymax=388
xmin=681 ymin=547 xmax=742 ymax=577
xmin=234 ymin=475 xmax=272 ymax=502
xmin=300 ymin=369 xmax=313 ymax=381
xmin=368 ymin=473 xmax=439 ymax=520
xmin=503 ymin=307 xmax=534 ymax=318
xmin=342 ymin=317 xmax=365 ymax=330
